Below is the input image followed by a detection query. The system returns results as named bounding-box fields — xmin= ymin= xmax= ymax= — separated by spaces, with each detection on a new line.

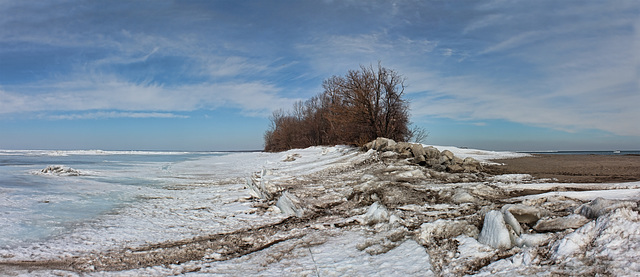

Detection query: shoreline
xmin=485 ymin=154 xmax=640 ymax=183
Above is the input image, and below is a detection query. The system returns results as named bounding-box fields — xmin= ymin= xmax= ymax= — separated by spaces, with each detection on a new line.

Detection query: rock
xmin=533 ymin=214 xmax=590 ymax=232
xmin=410 ymin=144 xmax=426 ymax=164
xmin=478 ymin=210 xmax=513 ymax=249
xmin=575 ymin=197 xmax=638 ymax=219
xmin=462 ymin=157 xmax=481 ymax=172
xmin=370 ymin=137 xmax=397 ymax=151
xmin=424 ymin=146 xmax=441 ymax=160
xmin=446 ymin=164 xmax=464 ymax=173
xmin=432 ymin=164 xmax=447 ymax=172
xmin=441 ymin=150 xmax=455 ymax=161
xmin=426 ymin=158 xmax=440 ymax=168
xmin=438 ymin=156 xmax=452 ymax=166
xmin=462 ymin=157 xmax=480 ymax=167
xmin=392 ymin=142 xmax=413 ymax=153
xmin=452 ymin=156 xmax=464 ymax=166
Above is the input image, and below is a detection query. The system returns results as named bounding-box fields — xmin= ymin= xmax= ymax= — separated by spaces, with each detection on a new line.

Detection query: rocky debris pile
xmin=239 ymin=146 xmax=640 ymax=275
xmin=38 ymin=165 xmax=84 ymax=176
xmin=363 ymin=137 xmax=482 ymax=173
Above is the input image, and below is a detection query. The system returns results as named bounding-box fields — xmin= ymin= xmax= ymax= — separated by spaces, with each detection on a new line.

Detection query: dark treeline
xmin=264 ymin=64 xmax=420 ymax=152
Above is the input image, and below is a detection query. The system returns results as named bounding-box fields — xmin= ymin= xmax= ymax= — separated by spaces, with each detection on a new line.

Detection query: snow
xmin=0 ymin=149 xmax=198 ymax=156
xmin=510 ymin=187 xmax=640 ymax=202
xmin=424 ymin=145 xmax=530 ymax=164
xmin=550 ymin=208 xmax=640 ymax=275
xmin=2 ymin=143 xmax=640 ymax=276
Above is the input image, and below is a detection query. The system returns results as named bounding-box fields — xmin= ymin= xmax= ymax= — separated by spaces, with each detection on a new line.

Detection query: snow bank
xmin=551 ymin=208 xmax=640 ymax=275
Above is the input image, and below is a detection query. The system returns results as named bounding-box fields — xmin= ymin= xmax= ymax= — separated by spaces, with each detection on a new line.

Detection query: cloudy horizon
xmin=1 ymin=0 xmax=638 ymax=151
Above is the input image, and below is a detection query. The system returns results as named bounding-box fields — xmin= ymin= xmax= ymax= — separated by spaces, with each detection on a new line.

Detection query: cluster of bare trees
xmin=264 ymin=64 xmax=421 ymax=152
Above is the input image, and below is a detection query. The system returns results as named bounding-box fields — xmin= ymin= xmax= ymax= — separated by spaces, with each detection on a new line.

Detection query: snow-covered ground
xmin=1 ymin=145 xmax=639 ymax=276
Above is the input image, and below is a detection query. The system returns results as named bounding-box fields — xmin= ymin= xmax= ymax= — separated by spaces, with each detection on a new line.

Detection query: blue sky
xmin=0 ymin=0 xmax=638 ymax=151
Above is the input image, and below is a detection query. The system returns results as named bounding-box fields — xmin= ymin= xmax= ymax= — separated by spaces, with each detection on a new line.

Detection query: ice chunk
xmin=478 ymin=210 xmax=512 ymax=249
xmin=575 ymin=197 xmax=638 ymax=219
xmin=518 ymin=233 xmax=553 ymax=247
xmin=245 ymin=169 xmax=278 ymax=200
xmin=502 ymin=207 xmax=523 ymax=236
xmin=38 ymin=165 xmax=84 ymax=176
xmin=360 ymin=202 xmax=390 ymax=225
xmin=275 ymin=191 xmax=304 ymax=217
xmin=419 ymin=219 xmax=478 ymax=245
xmin=533 ymin=214 xmax=590 ymax=232
xmin=503 ymin=204 xmax=548 ymax=225
xmin=452 ymin=189 xmax=476 ymax=204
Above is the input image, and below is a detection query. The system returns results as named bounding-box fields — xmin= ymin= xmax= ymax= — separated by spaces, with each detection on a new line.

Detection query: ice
xmin=510 ymin=187 xmax=640 ymax=202
xmin=3 ymin=143 xmax=640 ymax=275
xmin=0 ymin=149 xmax=197 ymax=156
xmin=424 ymin=145 xmax=530 ymax=164
xmin=575 ymin=197 xmax=638 ymax=219
xmin=477 ymin=210 xmax=512 ymax=249
xmin=36 ymin=165 xmax=86 ymax=176
xmin=360 ymin=202 xmax=390 ymax=225
xmin=551 ymin=208 xmax=640 ymax=275
xmin=501 ymin=208 xmax=522 ymax=236
xmin=276 ymin=191 xmax=304 ymax=217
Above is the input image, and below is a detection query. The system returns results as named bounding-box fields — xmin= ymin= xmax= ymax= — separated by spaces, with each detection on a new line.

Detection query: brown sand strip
xmin=485 ymin=154 xmax=640 ymax=183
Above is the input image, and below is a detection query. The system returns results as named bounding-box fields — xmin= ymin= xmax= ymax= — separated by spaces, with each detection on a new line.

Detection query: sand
xmin=485 ymin=154 xmax=640 ymax=183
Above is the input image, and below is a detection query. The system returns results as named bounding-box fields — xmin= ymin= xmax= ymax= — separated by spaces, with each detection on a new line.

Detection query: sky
xmin=0 ymin=0 xmax=638 ymax=151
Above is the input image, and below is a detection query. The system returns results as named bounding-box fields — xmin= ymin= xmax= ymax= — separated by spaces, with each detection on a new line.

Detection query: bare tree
xmin=408 ymin=124 xmax=429 ymax=144
xmin=264 ymin=64 xmax=412 ymax=151
xmin=323 ymin=63 xmax=410 ymax=145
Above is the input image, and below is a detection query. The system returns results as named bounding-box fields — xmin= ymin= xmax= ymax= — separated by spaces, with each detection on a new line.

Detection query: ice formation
xmin=360 ymin=202 xmax=390 ymax=225
xmin=276 ymin=191 xmax=304 ymax=217
xmin=38 ymin=165 xmax=84 ymax=176
xmin=478 ymin=210 xmax=513 ymax=249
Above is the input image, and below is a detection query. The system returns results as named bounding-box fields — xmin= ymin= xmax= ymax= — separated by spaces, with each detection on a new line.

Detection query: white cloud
xmin=49 ymin=111 xmax=189 ymax=120
xmin=0 ymin=74 xmax=297 ymax=117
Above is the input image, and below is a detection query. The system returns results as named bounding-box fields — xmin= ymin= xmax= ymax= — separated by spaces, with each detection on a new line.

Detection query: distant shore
xmin=485 ymin=154 xmax=640 ymax=183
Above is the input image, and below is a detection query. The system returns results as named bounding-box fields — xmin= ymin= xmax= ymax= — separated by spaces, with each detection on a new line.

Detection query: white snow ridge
xmin=1 ymin=143 xmax=640 ymax=276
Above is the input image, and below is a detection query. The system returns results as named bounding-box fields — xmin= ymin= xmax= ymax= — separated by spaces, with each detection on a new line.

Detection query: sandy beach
xmin=485 ymin=154 xmax=640 ymax=183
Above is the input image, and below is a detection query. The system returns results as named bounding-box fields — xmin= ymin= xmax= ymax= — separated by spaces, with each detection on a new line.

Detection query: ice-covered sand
xmin=1 ymin=145 xmax=639 ymax=276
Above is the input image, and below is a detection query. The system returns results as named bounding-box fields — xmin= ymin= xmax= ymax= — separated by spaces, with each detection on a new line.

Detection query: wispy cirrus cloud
xmin=48 ymin=111 xmax=189 ymax=120
xmin=0 ymin=0 xmax=638 ymax=150
xmin=0 ymin=74 xmax=298 ymax=117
